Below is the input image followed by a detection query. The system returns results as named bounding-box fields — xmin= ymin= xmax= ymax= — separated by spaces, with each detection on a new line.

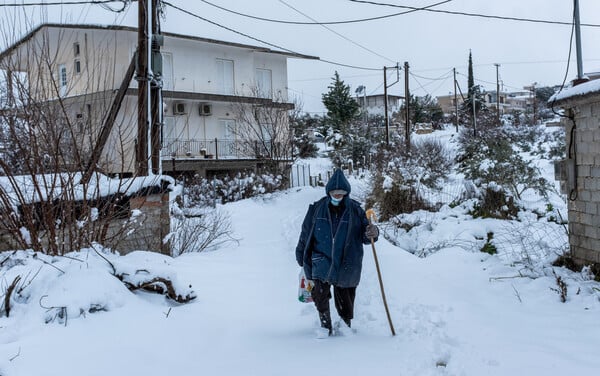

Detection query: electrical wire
xmin=278 ymin=0 xmax=396 ymax=64
xmin=197 ymin=0 xmax=452 ymax=25
xmin=162 ymin=1 xmax=381 ymax=71
xmin=409 ymin=70 xmax=453 ymax=96
xmin=410 ymin=69 xmax=453 ymax=81
xmin=348 ymin=0 xmax=600 ymax=28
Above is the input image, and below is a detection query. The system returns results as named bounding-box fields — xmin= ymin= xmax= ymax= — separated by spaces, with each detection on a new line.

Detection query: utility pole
xmin=531 ymin=82 xmax=538 ymax=125
xmin=150 ymin=0 xmax=162 ymax=175
xmin=383 ymin=63 xmax=400 ymax=146
xmin=494 ymin=63 xmax=500 ymax=125
xmin=383 ymin=66 xmax=389 ymax=145
xmin=472 ymin=88 xmax=477 ymax=137
xmin=574 ymin=0 xmax=585 ymax=83
xmin=453 ymin=67 xmax=458 ymax=132
xmin=136 ymin=0 xmax=151 ymax=176
xmin=404 ymin=61 xmax=410 ymax=150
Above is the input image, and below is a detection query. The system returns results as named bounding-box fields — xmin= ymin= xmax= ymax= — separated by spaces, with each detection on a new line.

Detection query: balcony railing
xmin=162 ymin=138 xmax=291 ymax=160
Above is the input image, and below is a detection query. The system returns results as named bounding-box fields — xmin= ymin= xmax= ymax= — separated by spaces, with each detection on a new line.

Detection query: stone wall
xmin=0 ymin=190 xmax=172 ymax=256
xmin=557 ymin=94 xmax=600 ymax=265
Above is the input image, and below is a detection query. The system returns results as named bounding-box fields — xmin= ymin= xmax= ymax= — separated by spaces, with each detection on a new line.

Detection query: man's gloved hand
xmin=365 ymin=224 xmax=379 ymax=239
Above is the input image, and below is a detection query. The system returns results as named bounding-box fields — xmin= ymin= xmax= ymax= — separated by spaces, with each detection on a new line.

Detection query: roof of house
xmin=0 ymin=23 xmax=320 ymax=61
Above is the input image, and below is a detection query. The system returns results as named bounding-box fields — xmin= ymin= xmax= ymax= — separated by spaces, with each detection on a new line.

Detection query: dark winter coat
xmin=295 ymin=169 xmax=374 ymax=288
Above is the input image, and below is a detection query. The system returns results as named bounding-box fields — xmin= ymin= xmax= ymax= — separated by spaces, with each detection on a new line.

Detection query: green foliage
xmin=321 ymin=71 xmax=360 ymax=142
xmin=289 ymin=113 xmax=321 ymax=158
xmin=469 ymin=186 xmax=519 ymax=219
xmin=400 ymin=94 xmax=444 ymax=128
xmin=480 ymin=232 xmax=497 ymax=255
xmin=535 ymin=86 xmax=556 ymax=104
xmin=366 ymin=138 xmax=452 ymax=220
xmin=456 ymin=126 xmax=551 ymax=201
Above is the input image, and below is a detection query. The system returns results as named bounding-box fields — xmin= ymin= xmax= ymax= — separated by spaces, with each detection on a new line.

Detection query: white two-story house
xmin=0 ymin=23 xmax=317 ymax=177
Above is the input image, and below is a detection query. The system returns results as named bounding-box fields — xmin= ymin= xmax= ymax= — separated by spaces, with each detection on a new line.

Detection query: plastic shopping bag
xmin=298 ymin=268 xmax=314 ymax=303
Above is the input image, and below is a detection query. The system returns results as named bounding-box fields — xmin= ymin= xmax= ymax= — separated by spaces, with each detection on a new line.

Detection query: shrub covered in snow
xmin=367 ymin=138 xmax=453 ymax=220
xmin=456 ymin=126 xmax=551 ymax=203
xmin=182 ymin=171 xmax=284 ymax=207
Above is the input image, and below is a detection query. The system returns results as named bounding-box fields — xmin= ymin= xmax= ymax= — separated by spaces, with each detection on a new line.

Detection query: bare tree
xmin=229 ymin=86 xmax=297 ymax=174
xmin=0 ymin=24 xmax=154 ymax=255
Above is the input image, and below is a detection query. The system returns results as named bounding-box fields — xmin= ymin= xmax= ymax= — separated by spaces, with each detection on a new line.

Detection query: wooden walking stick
xmin=366 ymin=209 xmax=396 ymax=336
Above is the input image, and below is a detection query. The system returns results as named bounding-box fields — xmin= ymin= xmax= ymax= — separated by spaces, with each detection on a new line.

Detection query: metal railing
xmin=162 ymin=138 xmax=291 ymax=160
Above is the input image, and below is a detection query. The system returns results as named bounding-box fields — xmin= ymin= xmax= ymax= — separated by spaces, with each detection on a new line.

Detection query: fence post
xmin=214 ymin=138 xmax=219 ymax=160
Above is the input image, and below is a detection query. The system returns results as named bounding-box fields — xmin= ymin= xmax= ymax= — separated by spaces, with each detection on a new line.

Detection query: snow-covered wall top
xmin=0 ymin=173 xmax=175 ymax=210
xmin=549 ymin=79 xmax=600 ymax=104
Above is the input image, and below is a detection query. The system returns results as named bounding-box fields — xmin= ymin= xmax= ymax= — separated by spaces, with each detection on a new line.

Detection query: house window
xmin=162 ymin=52 xmax=174 ymax=91
xmin=255 ymin=68 xmax=272 ymax=99
xmin=58 ymin=64 xmax=67 ymax=96
xmin=74 ymin=60 xmax=81 ymax=74
xmin=73 ymin=42 xmax=80 ymax=57
xmin=216 ymin=59 xmax=234 ymax=95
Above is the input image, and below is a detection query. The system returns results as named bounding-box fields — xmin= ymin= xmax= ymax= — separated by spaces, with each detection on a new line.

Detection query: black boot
xmin=342 ymin=317 xmax=351 ymax=328
xmin=319 ymin=310 xmax=333 ymax=335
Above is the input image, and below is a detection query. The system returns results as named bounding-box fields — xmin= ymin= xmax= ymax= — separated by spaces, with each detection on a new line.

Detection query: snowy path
xmin=2 ymin=186 xmax=600 ymax=376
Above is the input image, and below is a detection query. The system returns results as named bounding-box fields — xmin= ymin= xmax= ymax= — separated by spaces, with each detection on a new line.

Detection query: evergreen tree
xmin=401 ymin=94 xmax=444 ymax=128
xmin=460 ymin=51 xmax=491 ymax=130
xmin=289 ymin=113 xmax=319 ymax=159
xmin=321 ymin=71 xmax=360 ymax=136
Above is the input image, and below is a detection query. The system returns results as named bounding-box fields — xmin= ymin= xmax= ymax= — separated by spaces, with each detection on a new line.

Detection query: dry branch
xmin=4 ymin=275 xmax=21 ymax=317
xmin=116 ymin=273 xmax=195 ymax=304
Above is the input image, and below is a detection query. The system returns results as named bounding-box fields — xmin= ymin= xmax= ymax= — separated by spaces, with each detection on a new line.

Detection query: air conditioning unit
xmin=199 ymin=103 xmax=212 ymax=116
xmin=173 ymin=102 xmax=187 ymax=115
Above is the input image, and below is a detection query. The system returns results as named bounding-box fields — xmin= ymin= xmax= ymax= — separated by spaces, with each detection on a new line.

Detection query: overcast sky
xmin=2 ymin=0 xmax=600 ymax=113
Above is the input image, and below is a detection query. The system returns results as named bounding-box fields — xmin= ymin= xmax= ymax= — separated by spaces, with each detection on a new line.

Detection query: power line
xmin=348 ymin=0 xmax=600 ymax=28
xmin=278 ymin=0 xmax=396 ymax=64
xmin=197 ymin=0 xmax=452 ymax=25
xmin=410 ymin=69 xmax=453 ymax=81
xmin=162 ymin=1 xmax=381 ymax=71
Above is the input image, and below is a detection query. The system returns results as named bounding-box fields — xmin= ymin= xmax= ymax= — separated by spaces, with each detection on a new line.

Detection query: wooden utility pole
xmin=453 ymin=67 xmax=458 ymax=132
xmin=150 ymin=0 xmax=162 ymax=175
xmin=404 ymin=61 xmax=410 ymax=151
xmin=136 ymin=0 xmax=150 ymax=176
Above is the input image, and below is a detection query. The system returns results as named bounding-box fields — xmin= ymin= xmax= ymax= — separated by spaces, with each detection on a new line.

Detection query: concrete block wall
xmin=562 ymin=96 xmax=600 ymax=265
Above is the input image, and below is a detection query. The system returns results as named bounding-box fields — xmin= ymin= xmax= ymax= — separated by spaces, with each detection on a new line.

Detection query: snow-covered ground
xmin=2 ymin=127 xmax=600 ymax=376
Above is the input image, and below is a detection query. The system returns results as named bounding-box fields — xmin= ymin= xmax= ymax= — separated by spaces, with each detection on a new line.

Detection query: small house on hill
xmin=551 ymin=79 xmax=600 ymax=266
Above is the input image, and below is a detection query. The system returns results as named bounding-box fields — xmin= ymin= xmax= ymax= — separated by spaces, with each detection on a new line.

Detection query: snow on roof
xmin=549 ymin=79 xmax=600 ymax=104
xmin=0 ymin=173 xmax=175 ymax=211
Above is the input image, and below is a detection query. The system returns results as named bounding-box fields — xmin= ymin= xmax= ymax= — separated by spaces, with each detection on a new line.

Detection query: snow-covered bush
xmin=0 ymin=247 xmax=195 ymax=322
xmin=182 ymin=171 xmax=284 ymax=207
xmin=367 ymin=138 xmax=453 ymax=220
xmin=456 ymin=126 xmax=551 ymax=203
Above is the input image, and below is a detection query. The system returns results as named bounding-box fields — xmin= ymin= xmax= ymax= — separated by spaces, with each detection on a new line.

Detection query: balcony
xmin=162 ymin=138 xmax=291 ymax=160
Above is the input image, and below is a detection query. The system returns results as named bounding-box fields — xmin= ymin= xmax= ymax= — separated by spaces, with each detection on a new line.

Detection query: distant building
xmin=437 ymin=89 xmax=534 ymax=116
xmin=355 ymin=94 xmax=403 ymax=116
